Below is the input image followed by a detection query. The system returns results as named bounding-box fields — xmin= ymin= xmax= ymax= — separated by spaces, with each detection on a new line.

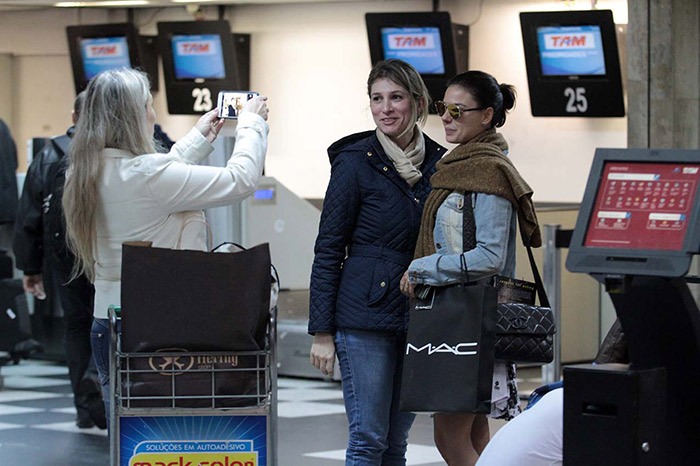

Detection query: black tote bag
xmin=400 ymin=192 xmax=498 ymax=413
xmin=119 ymin=242 xmax=271 ymax=408
xmin=400 ymin=279 xmax=498 ymax=413
xmin=121 ymin=242 xmax=271 ymax=353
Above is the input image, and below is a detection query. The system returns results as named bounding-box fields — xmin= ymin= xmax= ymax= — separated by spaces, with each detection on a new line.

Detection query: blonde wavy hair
xmin=63 ymin=68 xmax=156 ymax=282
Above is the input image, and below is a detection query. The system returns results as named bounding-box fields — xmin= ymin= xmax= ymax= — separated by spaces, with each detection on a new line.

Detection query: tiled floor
xmin=0 ymin=359 xmax=542 ymax=465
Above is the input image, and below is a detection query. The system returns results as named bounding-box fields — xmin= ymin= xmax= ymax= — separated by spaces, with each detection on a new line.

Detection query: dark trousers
xmin=56 ymin=271 xmax=104 ymax=425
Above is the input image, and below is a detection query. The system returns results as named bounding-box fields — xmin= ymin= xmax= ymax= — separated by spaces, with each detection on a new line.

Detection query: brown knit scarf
xmin=414 ymin=128 xmax=542 ymax=260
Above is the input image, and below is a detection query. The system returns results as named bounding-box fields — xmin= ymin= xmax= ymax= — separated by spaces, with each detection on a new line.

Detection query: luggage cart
xmin=108 ymin=306 xmax=278 ymax=466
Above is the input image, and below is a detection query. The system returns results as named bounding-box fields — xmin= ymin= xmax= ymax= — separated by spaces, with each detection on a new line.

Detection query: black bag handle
xmin=459 ymin=191 xmax=477 ymax=285
xmin=462 ymin=191 xmax=550 ymax=308
xmin=524 ymin=242 xmax=550 ymax=308
xmin=211 ymin=241 xmax=244 ymax=252
xmin=212 ymin=241 xmax=281 ymax=287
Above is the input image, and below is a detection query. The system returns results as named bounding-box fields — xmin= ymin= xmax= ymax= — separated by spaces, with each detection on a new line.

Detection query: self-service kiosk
xmin=565 ymin=148 xmax=700 ymax=465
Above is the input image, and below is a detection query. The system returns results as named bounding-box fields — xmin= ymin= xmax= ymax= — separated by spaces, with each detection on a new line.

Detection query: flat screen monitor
xmin=158 ymin=21 xmax=244 ymax=115
xmin=366 ymin=12 xmax=468 ymax=111
xmin=171 ymin=34 xmax=226 ymax=80
xmin=567 ymin=149 xmax=700 ymax=277
xmin=520 ymin=10 xmax=624 ymax=117
xmin=536 ymin=25 xmax=605 ymax=76
xmin=66 ymin=23 xmax=157 ymax=93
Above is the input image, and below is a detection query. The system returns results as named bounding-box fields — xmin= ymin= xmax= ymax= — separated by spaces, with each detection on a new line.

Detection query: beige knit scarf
xmin=375 ymin=126 xmax=425 ymax=187
xmin=414 ymin=128 xmax=542 ymax=260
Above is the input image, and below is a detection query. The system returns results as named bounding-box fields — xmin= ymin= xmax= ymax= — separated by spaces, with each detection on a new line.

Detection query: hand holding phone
xmin=195 ymin=109 xmax=225 ymax=143
xmin=242 ymin=95 xmax=269 ymax=121
xmin=217 ymin=91 xmax=259 ymax=119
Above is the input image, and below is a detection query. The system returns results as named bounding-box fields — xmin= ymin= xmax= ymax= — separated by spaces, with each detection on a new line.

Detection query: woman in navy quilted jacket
xmin=308 ymin=59 xmax=446 ymax=465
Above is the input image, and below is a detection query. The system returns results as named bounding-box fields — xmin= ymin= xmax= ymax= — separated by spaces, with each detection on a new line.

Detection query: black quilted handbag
xmin=494 ymin=243 xmax=555 ymax=363
xmin=461 ymin=192 xmax=556 ymax=364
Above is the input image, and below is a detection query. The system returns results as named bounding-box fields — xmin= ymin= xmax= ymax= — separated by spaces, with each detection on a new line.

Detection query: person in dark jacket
xmin=0 ymin=118 xmax=19 ymax=254
xmin=13 ymin=92 xmax=106 ymax=429
xmin=154 ymin=123 xmax=175 ymax=151
xmin=308 ymin=59 xmax=446 ymax=465
xmin=0 ymin=118 xmax=18 ymax=226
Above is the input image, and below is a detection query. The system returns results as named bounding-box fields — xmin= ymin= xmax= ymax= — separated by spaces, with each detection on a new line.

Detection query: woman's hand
xmin=310 ymin=333 xmax=336 ymax=377
xmin=400 ymin=270 xmax=416 ymax=298
xmin=195 ymin=108 xmax=226 ymax=143
xmin=22 ymin=274 xmax=46 ymax=300
xmin=241 ymin=95 xmax=269 ymax=121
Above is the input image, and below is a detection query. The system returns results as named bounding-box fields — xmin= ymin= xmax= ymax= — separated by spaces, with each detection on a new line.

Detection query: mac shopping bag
xmin=400 ymin=281 xmax=498 ymax=413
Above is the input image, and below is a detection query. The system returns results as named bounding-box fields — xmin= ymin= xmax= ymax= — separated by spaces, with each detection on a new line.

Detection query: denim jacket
xmin=408 ymin=191 xmax=516 ymax=285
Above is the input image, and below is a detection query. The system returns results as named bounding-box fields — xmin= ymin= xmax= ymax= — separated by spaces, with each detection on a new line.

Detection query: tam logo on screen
xmin=176 ymin=40 xmax=218 ymax=56
xmin=385 ymin=33 xmax=437 ymax=50
xmin=85 ymin=43 xmax=126 ymax=58
xmin=542 ymin=33 xmax=596 ymax=50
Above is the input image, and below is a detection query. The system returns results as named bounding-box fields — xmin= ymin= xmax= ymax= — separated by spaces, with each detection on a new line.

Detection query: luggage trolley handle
xmin=108 ymin=305 xmax=119 ymax=464
xmin=268 ymin=304 xmax=278 ymax=466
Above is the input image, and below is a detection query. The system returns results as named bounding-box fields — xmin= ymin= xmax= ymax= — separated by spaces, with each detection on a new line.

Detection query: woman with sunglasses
xmin=401 ymin=70 xmax=541 ymax=466
xmin=308 ymin=59 xmax=446 ymax=465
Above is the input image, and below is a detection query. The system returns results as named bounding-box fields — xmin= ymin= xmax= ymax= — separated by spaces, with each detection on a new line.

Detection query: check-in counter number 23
xmin=564 ymin=87 xmax=588 ymax=113
xmin=192 ymin=88 xmax=213 ymax=112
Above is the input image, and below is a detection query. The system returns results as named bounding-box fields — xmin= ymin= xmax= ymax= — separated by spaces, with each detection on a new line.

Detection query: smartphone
xmin=217 ymin=91 xmax=259 ymax=119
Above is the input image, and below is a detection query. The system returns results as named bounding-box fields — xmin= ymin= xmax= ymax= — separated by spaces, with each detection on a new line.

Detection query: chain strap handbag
xmin=494 ymin=244 xmax=555 ymax=363
xmin=462 ymin=192 xmax=556 ymax=364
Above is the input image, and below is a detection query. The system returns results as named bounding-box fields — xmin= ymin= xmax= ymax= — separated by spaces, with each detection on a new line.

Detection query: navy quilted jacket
xmin=308 ymin=130 xmax=445 ymax=335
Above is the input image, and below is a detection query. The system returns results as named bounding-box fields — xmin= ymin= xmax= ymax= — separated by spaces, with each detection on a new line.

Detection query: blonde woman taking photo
xmin=62 ymin=68 xmax=269 ymax=423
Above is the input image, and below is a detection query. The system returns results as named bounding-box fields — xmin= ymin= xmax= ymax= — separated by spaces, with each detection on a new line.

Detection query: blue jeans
xmin=334 ymin=328 xmax=416 ymax=466
xmin=91 ymin=318 xmax=119 ymax=429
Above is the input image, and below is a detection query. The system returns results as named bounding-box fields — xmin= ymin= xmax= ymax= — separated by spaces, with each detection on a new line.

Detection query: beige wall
xmin=0 ymin=54 xmax=13 ymax=130
xmin=0 ymin=0 xmax=627 ymax=202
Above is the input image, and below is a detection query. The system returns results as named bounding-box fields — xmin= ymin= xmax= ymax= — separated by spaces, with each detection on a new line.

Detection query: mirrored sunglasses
xmin=434 ymin=101 xmax=484 ymax=119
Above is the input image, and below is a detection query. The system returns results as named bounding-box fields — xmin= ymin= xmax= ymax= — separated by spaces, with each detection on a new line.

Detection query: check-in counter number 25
xmin=564 ymin=87 xmax=588 ymax=113
xmin=192 ymin=88 xmax=213 ymax=112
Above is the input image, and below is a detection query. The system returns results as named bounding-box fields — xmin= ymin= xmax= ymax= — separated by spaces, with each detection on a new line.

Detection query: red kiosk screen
xmin=584 ymin=162 xmax=700 ymax=250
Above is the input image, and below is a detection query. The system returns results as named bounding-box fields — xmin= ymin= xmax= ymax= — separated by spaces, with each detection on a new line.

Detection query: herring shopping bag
xmin=119 ymin=242 xmax=271 ymax=407
xmin=120 ymin=242 xmax=271 ymax=352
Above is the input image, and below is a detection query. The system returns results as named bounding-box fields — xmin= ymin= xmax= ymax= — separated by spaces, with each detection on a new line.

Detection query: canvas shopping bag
xmin=120 ymin=242 xmax=271 ymax=407
xmin=400 ymin=280 xmax=498 ymax=413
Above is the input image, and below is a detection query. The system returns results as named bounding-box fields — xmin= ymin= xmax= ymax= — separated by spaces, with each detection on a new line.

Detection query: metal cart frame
xmin=108 ymin=306 xmax=278 ymax=466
